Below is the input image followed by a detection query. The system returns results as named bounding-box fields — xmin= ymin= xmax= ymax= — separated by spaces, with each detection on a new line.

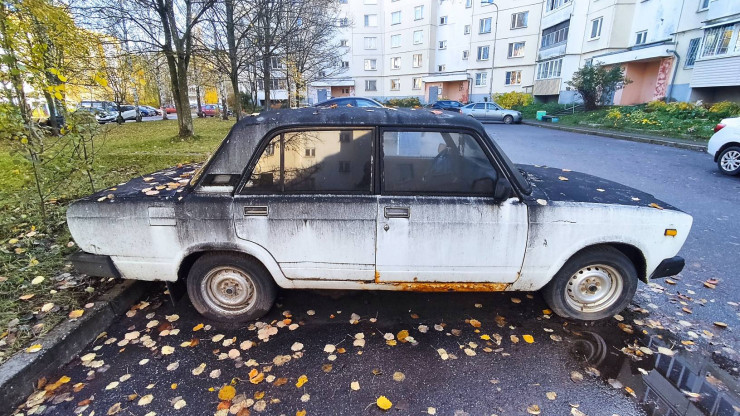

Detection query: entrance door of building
xmin=429 ymin=86 xmax=439 ymax=103
xmin=317 ymin=89 xmax=328 ymax=103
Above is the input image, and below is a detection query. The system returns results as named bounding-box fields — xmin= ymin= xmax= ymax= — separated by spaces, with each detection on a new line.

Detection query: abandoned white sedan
xmin=67 ymin=108 xmax=692 ymax=322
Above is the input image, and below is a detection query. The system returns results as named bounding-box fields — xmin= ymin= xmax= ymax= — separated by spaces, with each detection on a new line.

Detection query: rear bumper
xmin=69 ymin=251 xmax=121 ymax=278
xmin=650 ymin=256 xmax=685 ymax=279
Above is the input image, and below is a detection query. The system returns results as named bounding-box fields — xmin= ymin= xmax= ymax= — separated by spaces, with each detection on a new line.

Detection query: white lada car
xmin=67 ymin=108 xmax=692 ymax=322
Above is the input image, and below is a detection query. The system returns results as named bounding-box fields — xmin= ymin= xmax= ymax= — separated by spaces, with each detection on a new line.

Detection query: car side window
xmin=473 ymin=103 xmax=485 ymax=110
xmin=486 ymin=103 xmax=497 ymax=110
xmin=356 ymin=100 xmax=375 ymax=108
xmin=245 ymin=130 xmax=373 ymax=193
xmin=382 ymin=131 xmax=500 ymax=195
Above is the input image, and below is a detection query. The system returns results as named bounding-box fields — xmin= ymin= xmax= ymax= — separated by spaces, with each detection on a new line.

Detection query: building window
xmin=685 ymin=37 xmax=701 ymax=68
xmin=590 ymin=17 xmax=603 ymax=39
xmin=700 ymin=24 xmax=735 ymax=57
xmin=438 ymin=64 xmax=446 ymax=72
xmin=412 ymin=77 xmax=422 ymax=90
xmin=462 ymin=50 xmax=469 ymax=60
xmin=391 ymin=57 xmax=401 ymax=69
xmin=413 ymin=30 xmax=423 ymax=44
xmin=365 ymin=80 xmax=377 ymax=91
xmin=270 ymin=57 xmax=282 ymax=69
xmin=414 ymin=5 xmax=423 ymax=20
xmin=508 ymin=42 xmax=525 ymax=58
xmin=338 ymin=161 xmax=351 ymax=173
xmin=635 ymin=30 xmax=648 ymax=45
xmin=340 ymin=39 xmax=349 ymax=47
xmin=505 ymin=71 xmax=522 ymax=85
xmin=305 ymin=148 xmax=316 ymax=157
xmin=439 ymin=40 xmax=447 ymax=49
xmin=466 ymin=0 xmax=472 ymax=8
xmin=390 ymin=79 xmax=400 ymax=90
xmin=341 ymin=61 xmax=349 ymax=68
xmin=364 ymin=37 xmax=377 ymax=50
xmin=541 ymin=20 xmax=570 ymax=49
xmin=364 ymin=59 xmax=377 ymax=70
xmin=511 ymin=11 xmax=528 ymax=29
xmin=698 ymin=0 xmax=710 ymax=11
xmin=339 ymin=17 xmax=349 ymax=26
xmin=339 ymin=0 xmax=347 ymax=3
xmin=477 ymin=45 xmax=490 ymax=60
xmin=364 ymin=0 xmax=377 ymax=3
xmin=464 ymin=25 xmax=471 ymax=35
xmin=536 ymin=58 xmax=562 ymax=79
xmin=391 ymin=34 xmax=401 ymax=48
xmin=475 ymin=72 xmax=487 ymax=86
xmin=364 ymin=14 xmax=378 ymax=27
xmin=479 ymin=17 xmax=492 ymax=34
xmin=440 ymin=16 xmax=448 ymax=25
xmin=391 ymin=11 xmax=401 ymax=25
xmin=546 ymin=0 xmax=572 ymax=12
xmin=341 ymin=88 xmax=350 ymax=94
xmin=413 ymin=53 xmax=422 ymax=67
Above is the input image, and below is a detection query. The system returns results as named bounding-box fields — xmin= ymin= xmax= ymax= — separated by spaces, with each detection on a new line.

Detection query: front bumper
xmin=650 ymin=256 xmax=685 ymax=279
xmin=69 ymin=251 xmax=121 ymax=278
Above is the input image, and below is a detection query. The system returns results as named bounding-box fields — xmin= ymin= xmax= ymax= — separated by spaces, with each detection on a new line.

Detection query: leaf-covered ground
xmin=14 ymin=286 xmax=740 ymax=416
xmin=0 ymin=118 xmax=235 ymax=362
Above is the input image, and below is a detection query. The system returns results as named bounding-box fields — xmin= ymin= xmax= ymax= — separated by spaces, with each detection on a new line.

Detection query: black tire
xmin=503 ymin=115 xmax=514 ymax=124
xmin=541 ymin=246 xmax=638 ymax=321
xmin=186 ymin=253 xmax=277 ymax=323
xmin=717 ymin=146 xmax=740 ymax=176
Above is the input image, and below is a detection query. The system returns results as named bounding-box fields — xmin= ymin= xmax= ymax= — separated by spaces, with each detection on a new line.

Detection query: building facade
xmin=259 ymin=0 xmax=740 ymax=106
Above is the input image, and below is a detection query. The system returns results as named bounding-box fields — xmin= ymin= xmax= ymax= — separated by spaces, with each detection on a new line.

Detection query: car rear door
xmin=471 ymin=103 xmax=486 ymax=119
xmin=375 ymin=129 xmax=527 ymax=283
xmin=234 ymin=128 xmax=377 ymax=281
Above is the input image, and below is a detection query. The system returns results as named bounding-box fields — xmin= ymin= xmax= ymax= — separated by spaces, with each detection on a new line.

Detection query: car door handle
xmin=384 ymin=206 xmax=410 ymax=219
xmin=244 ymin=206 xmax=268 ymax=216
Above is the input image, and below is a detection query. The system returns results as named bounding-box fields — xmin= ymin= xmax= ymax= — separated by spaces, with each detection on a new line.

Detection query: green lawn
xmin=0 ymin=117 xmax=234 ymax=362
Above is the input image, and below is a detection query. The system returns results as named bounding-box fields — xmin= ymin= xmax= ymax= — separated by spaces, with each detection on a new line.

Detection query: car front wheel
xmin=541 ymin=246 xmax=638 ymax=321
xmin=187 ymin=253 xmax=277 ymax=322
xmin=717 ymin=146 xmax=740 ymax=176
xmin=503 ymin=115 xmax=514 ymax=124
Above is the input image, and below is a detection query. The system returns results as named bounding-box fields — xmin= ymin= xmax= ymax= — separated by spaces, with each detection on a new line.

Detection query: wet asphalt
xmin=13 ymin=123 xmax=740 ymax=416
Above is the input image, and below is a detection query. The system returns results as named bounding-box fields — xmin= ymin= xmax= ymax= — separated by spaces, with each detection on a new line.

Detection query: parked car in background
xmin=201 ymin=104 xmax=220 ymax=117
xmin=462 ymin=102 xmax=522 ymax=124
xmin=67 ymin=107 xmax=692 ymax=324
xmin=114 ymin=105 xmax=140 ymax=122
xmin=79 ymin=100 xmax=118 ymax=113
xmin=708 ymin=117 xmax=740 ymax=176
xmin=75 ymin=106 xmax=116 ymax=124
xmin=164 ymin=105 xmax=177 ymax=114
xmin=138 ymin=106 xmax=156 ymax=117
xmin=314 ymin=97 xmax=384 ymax=108
xmin=430 ymin=100 xmax=464 ymax=113
xmin=142 ymin=105 xmax=162 ymax=116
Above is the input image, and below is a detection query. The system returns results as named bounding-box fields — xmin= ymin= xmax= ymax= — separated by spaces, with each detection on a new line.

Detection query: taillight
xmin=457 ymin=109 xmax=462 ymax=113
xmin=714 ymin=123 xmax=726 ymax=133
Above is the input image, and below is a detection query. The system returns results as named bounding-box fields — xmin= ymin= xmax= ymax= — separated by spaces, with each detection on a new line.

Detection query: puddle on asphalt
xmin=569 ymin=322 xmax=740 ymax=416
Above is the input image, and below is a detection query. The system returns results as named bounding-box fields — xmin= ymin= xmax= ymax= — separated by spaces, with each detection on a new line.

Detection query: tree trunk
xmin=169 ymin=58 xmax=193 ymax=138
xmin=221 ymin=95 xmax=228 ymax=120
xmin=230 ymin=74 xmax=241 ymax=120
xmin=196 ymin=85 xmax=203 ymax=118
xmin=263 ymin=55 xmax=271 ymax=109
xmin=225 ymin=0 xmax=240 ymax=121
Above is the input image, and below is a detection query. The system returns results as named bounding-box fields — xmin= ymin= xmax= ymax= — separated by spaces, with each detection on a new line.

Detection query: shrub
xmin=709 ymin=101 xmax=740 ymax=118
xmin=384 ymin=97 xmax=422 ymax=108
xmin=566 ymin=63 xmax=630 ymax=110
xmin=492 ymin=91 xmax=534 ymax=109
xmin=664 ymin=101 xmax=707 ymax=119
xmin=645 ymin=100 xmax=667 ymax=112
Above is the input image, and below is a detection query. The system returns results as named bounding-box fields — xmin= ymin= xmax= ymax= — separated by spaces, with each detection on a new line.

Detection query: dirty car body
xmin=67 ymin=107 xmax=692 ymax=322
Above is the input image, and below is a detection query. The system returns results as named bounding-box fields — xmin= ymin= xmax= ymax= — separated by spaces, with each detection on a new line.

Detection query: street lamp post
xmin=483 ymin=0 xmax=499 ymax=101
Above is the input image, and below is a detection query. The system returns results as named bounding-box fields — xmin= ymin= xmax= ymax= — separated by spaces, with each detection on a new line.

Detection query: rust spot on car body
xmin=390 ymin=282 xmax=509 ymax=292
xmin=374 ymin=270 xmax=380 ymax=283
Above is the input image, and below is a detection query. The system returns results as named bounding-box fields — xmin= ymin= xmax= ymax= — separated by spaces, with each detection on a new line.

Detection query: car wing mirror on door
xmin=493 ymin=180 xmax=513 ymax=201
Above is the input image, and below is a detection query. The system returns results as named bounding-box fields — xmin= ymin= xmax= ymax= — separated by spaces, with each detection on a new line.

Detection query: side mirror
xmin=493 ymin=180 xmax=513 ymax=201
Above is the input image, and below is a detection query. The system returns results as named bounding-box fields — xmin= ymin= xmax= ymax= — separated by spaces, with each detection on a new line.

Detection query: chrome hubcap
xmin=201 ymin=266 xmax=256 ymax=315
xmin=720 ymin=150 xmax=740 ymax=172
xmin=565 ymin=264 xmax=623 ymax=313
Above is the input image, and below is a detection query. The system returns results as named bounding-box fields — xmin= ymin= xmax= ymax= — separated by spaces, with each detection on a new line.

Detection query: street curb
xmin=522 ymin=120 xmax=708 ymax=152
xmin=0 ymin=280 xmax=152 ymax=414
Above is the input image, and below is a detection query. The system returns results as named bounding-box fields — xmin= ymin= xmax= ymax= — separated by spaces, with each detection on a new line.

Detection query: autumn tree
xmin=566 ymin=62 xmax=630 ymax=111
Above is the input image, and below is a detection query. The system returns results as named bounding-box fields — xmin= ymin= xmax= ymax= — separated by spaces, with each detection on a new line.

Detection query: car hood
xmin=518 ymin=164 xmax=679 ymax=211
xmin=78 ymin=163 xmax=201 ymax=203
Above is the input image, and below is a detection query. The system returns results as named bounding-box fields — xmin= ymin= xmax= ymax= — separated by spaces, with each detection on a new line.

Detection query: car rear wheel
xmin=541 ymin=246 xmax=638 ymax=321
xmin=503 ymin=115 xmax=514 ymax=124
xmin=717 ymin=146 xmax=740 ymax=176
xmin=187 ymin=253 xmax=277 ymax=322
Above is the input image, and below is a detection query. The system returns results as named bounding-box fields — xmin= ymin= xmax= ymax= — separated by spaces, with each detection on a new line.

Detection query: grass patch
xmin=0 ymin=117 xmax=234 ymax=362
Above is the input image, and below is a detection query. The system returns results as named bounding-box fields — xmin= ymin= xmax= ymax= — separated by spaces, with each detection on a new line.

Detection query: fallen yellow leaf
xmin=296 ymin=374 xmax=308 ymax=388
xmin=26 ymin=344 xmax=42 ymax=353
xmin=523 ymin=335 xmax=534 ymax=344
xmin=193 ymin=323 xmax=204 ymax=331
xmin=376 ymin=396 xmax=393 ymax=411
xmin=69 ymin=309 xmax=84 ymax=319
xmin=218 ymin=385 xmax=236 ymax=401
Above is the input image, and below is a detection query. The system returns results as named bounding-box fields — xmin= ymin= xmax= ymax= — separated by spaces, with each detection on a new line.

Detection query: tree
xmin=566 ymin=62 xmax=630 ymax=111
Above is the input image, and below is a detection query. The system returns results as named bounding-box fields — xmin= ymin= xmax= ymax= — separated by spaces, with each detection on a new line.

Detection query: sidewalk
xmin=522 ymin=120 xmax=708 ymax=152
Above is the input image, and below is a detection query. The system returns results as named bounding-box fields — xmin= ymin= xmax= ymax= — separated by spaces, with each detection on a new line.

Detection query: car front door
xmin=375 ymin=129 xmax=527 ymax=284
xmin=487 ymin=103 xmax=503 ymax=121
xmin=233 ymin=128 xmax=377 ymax=281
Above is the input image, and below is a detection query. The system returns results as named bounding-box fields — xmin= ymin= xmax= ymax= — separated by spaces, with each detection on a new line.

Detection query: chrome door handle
xmin=244 ymin=206 xmax=268 ymax=216
xmin=384 ymin=206 xmax=410 ymax=219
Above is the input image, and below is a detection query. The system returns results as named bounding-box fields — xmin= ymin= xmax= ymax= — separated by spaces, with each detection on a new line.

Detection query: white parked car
xmin=66 ymin=108 xmax=692 ymax=323
xmin=708 ymin=117 xmax=740 ymax=176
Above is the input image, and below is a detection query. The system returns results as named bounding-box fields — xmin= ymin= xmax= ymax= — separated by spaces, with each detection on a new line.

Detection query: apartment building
xmin=306 ymin=0 xmax=545 ymax=105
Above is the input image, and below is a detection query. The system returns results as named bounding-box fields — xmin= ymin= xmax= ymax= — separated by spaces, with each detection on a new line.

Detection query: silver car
xmin=462 ymin=102 xmax=522 ymax=124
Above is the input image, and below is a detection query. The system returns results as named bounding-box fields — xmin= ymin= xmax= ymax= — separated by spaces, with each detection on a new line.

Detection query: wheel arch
xmin=560 ymin=242 xmax=647 ymax=283
xmin=176 ymin=242 xmax=289 ymax=287
xmin=715 ymin=142 xmax=740 ymax=162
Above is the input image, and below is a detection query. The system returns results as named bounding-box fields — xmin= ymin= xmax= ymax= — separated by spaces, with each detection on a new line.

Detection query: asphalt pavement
xmin=12 ymin=124 xmax=740 ymax=416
